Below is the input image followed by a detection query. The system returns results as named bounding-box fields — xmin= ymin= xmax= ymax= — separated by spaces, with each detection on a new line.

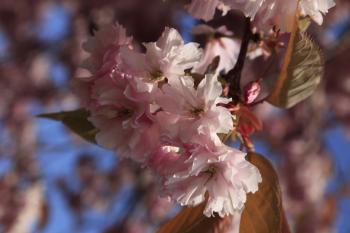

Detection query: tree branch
xmin=225 ymin=17 xmax=252 ymax=103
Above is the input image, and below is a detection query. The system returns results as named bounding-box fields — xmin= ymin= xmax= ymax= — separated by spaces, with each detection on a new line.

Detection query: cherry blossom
xmin=253 ymin=0 xmax=298 ymax=32
xmin=252 ymin=0 xmax=335 ymax=31
xmin=74 ymin=23 xmax=161 ymax=162
xmin=74 ymin=22 xmax=262 ymax=219
xmin=121 ymin=27 xmax=203 ymax=89
xmin=163 ymin=144 xmax=262 ymax=217
xmin=81 ymin=23 xmax=132 ymax=74
xmin=186 ymin=0 xmax=335 ymax=31
xmin=73 ymin=23 xmax=132 ymax=109
xmin=300 ymin=0 xmax=336 ymax=25
xmin=192 ymin=25 xmax=240 ymax=75
xmin=88 ymin=76 xmax=160 ymax=162
xmin=187 ymin=0 xmax=230 ymax=21
xmin=222 ymin=0 xmax=265 ymax=19
xmin=243 ymin=81 xmax=262 ymax=104
xmin=157 ymin=74 xmax=233 ymax=145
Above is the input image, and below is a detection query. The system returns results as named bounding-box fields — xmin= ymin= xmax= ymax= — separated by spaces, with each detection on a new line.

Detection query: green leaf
xmin=298 ymin=17 xmax=311 ymax=32
xmin=38 ymin=109 xmax=98 ymax=143
xmin=240 ymin=152 xmax=290 ymax=233
xmin=267 ymin=23 xmax=324 ymax=108
xmin=156 ymin=202 xmax=230 ymax=233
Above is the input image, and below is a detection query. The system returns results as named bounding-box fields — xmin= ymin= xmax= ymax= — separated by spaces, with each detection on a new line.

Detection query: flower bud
xmin=243 ymin=81 xmax=261 ymax=104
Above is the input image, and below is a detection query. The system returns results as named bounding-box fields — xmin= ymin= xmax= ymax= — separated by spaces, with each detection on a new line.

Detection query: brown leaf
xmin=298 ymin=17 xmax=311 ymax=33
xmin=38 ymin=109 xmax=98 ymax=144
xmin=240 ymin=153 xmax=291 ymax=233
xmin=156 ymin=203 xmax=231 ymax=233
xmin=267 ymin=18 xmax=324 ymax=108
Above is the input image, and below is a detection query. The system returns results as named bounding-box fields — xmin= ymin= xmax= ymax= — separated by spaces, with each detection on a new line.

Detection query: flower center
xmin=203 ymin=165 xmax=217 ymax=184
xmin=191 ymin=107 xmax=204 ymax=116
xmin=102 ymin=107 xmax=133 ymax=120
xmin=206 ymin=166 xmax=216 ymax=176
xmin=150 ymin=70 xmax=166 ymax=82
xmin=116 ymin=107 xmax=133 ymax=119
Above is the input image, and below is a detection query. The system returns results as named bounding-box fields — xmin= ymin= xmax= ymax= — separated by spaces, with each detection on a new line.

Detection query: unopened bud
xmin=243 ymin=81 xmax=261 ymax=104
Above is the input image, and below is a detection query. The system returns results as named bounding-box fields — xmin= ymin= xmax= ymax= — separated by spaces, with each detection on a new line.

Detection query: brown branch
xmin=225 ymin=17 xmax=252 ymax=103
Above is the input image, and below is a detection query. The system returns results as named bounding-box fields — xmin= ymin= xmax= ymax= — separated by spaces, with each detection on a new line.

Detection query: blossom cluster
xmin=73 ymin=23 xmax=262 ymax=217
xmin=187 ymin=0 xmax=335 ymax=31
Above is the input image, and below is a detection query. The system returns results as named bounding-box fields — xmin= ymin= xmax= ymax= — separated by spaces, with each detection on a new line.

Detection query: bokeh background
xmin=0 ymin=0 xmax=349 ymax=233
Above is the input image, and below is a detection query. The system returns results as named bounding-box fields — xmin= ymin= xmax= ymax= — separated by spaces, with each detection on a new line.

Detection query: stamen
xmin=150 ymin=70 xmax=166 ymax=82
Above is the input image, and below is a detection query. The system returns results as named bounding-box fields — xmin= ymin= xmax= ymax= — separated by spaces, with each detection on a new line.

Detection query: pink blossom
xmin=89 ymin=103 xmax=160 ymax=162
xmin=222 ymin=0 xmax=265 ymax=19
xmin=74 ymin=23 xmax=161 ymax=162
xmin=157 ymin=74 xmax=233 ymax=145
xmin=73 ymin=23 xmax=132 ymax=109
xmin=253 ymin=0 xmax=298 ymax=32
xmin=118 ymin=47 xmax=159 ymax=97
xmin=253 ymin=0 xmax=335 ymax=31
xmin=187 ymin=0 xmax=219 ymax=22
xmin=144 ymin=27 xmax=203 ymax=83
xmin=300 ymin=0 xmax=336 ymax=25
xmin=187 ymin=0 xmax=264 ymax=22
xmin=193 ymin=34 xmax=240 ymax=74
xmin=74 ymin=22 xmax=263 ymax=219
xmin=148 ymin=146 xmax=186 ymax=177
xmin=163 ymin=144 xmax=262 ymax=217
xmin=87 ymin=61 xmax=160 ymax=162
xmin=187 ymin=0 xmax=335 ymax=32
xmin=121 ymin=27 xmax=203 ymax=88
xmin=187 ymin=0 xmax=230 ymax=22
xmin=81 ymin=23 xmax=132 ymax=74
xmin=243 ymin=81 xmax=261 ymax=104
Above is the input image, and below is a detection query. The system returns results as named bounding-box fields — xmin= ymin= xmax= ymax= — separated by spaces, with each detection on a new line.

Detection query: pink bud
xmin=243 ymin=81 xmax=261 ymax=104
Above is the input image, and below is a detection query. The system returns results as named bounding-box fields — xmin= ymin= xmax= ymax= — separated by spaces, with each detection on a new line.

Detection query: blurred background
xmin=0 ymin=0 xmax=349 ymax=232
